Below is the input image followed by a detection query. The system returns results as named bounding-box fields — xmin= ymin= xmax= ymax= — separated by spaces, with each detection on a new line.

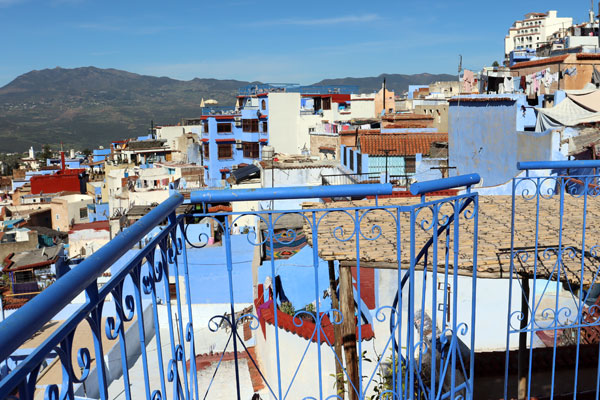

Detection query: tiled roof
xmin=255 ymin=285 xmax=374 ymax=343
xmin=69 ymin=220 xmax=110 ymax=232
xmin=359 ymin=133 xmax=448 ymax=156
xmin=301 ymin=195 xmax=600 ymax=285
xmin=510 ymin=54 xmax=569 ymax=69
xmin=3 ymin=245 xmax=63 ymax=272
xmin=383 ymin=113 xmax=433 ymax=121
xmin=577 ymin=53 xmax=600 ymax=60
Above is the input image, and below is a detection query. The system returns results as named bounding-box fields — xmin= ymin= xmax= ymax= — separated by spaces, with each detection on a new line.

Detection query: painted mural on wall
xmin=263 ymin=228 xmax=307 ymax=260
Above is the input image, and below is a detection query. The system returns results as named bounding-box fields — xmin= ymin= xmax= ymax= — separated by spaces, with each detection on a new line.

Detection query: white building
xmin=155 ymin=125 xmax=202 ymax=163
xmin=247 ymin=91 xmax=377 ymax=156
xmin=504 ymin=11 xmax=573 ymax=57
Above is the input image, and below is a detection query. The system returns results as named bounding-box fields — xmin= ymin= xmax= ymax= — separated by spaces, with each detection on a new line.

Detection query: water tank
xmin=262 ymin=146 xmax=274 ymax=160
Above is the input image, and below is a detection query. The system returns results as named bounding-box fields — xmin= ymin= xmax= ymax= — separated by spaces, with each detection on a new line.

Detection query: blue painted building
xmin=88 ymin=203 xmax=109 ymax=222
xmin=12 ymin=170 xmax=55 ymax=191
xmin=448 ymin=94 xmax=564 ymax=192
xmin=199 ymin=84 xmax=360 ymax=187
xmin=92 ymin=148 xmax=111 ymax=163
xmin=200 ymin=105 xmax=267 ymax=187
xmin=46 ymin=158 xmax=82 ymax=169
xmin=508 ymin=49 xmax=537 ymax=66
xmin=340 ymin=129 xmax=448 ymax=182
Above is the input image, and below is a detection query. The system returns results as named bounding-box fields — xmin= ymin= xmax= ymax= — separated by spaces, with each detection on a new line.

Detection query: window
xmin=343 ymin=148 xmax=347 ymax=166
xmin=261 ymin=121 xmax=268 ymax=133
xmin=349 ymin=149 xmax=354 ymax=171
xmin=322 ymin=97 xmax=331 ymax=110
xmin=261 ymin=99 xmax=266 ymax=110
xmin=217 ymin=123 xmax=232 ymax=133
xmin=243 ymin=142 xmax=260 ymax=159
xmin=203 ymin=143 xmax=209 ymax=159
xmin=405 ymin=156 xmax=416 ymax=174
xmin=242 ymin=119 xmax=259 ymax=132
xmin=202 ymin=120 xmax=209 ymax=133
xmin=80 ymin=207 xmax=88 ymax=219
xmin=357 ymin=155 xmax=362 ymax=175
xmin=218 ymin=143 xmax=233 ymax=159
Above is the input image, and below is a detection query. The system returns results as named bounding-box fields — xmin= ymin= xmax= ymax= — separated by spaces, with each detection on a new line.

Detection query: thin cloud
xmin=248 ymin=13 xmax=381 ymax=27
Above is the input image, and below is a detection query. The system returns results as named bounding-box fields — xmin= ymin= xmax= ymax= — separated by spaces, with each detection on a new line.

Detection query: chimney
xmin=61 ymin=151 xmax=66 ymax=171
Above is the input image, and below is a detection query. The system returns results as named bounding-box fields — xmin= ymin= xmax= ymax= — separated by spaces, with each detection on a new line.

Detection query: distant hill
xmin=313 ymin=73 xmax=458 ymax=94
xmin=0 ymin=67 xmax=456 ymax=152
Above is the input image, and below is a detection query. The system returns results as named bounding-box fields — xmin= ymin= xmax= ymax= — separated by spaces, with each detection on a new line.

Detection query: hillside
xmin=313 ymin=73 xmax=458 ymax=94
xmin=0 ymin=67 xmax=456 ymax=152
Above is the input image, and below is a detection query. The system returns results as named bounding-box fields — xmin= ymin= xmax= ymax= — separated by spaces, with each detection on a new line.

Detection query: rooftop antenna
xmin=383 ymin=77 xmax=387 ymax=115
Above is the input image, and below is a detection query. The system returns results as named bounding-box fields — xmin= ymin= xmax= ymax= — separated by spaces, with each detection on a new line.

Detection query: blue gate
xmin=0 ymin=175 xmax=480 ymax=399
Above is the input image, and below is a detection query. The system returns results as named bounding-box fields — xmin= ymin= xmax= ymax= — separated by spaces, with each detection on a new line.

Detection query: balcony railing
xmin=3 ymin=162 xmax=600 ymax=399
xmin=322 ymin=172 xmax=413 ymax=187
xmin=200 ymin=106 xmax=238 ymax=116
xmin=321 ymin=172 xmax=382 ymax=186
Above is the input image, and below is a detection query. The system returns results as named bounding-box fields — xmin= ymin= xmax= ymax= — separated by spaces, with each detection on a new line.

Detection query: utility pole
xmin=383 ymin=149 xmax=390 ymax=183
xmin=328 ymin=261 xmax=345 ymax=399
xmin=339 ymin=265 xmax=359 ymax=400
xmin=383 ymin=77 xmax=387 ymax=115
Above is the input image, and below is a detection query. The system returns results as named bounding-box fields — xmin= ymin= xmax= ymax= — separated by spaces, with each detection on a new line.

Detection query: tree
xmin=38 ymin=144 xmax=53 ymax=162
xmin=82 ymin=148 xmax=92 ymax=158
xmin=492 ymin=61 xmax=500 ymax=67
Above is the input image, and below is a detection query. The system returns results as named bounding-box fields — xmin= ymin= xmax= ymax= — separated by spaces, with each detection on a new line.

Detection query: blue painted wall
xmin=88 ymin=202 xmax=109 ymax=222
xmin=340 ymin=145 xmax=369 ymax=175
xmin=449 ymin=94 xmax=554 ymax=188
xmin=203 ymin=102 xmax=268 ymax=187
xmin=93 ymin=149 xmax=111 ymax=163
xmin=407 ymin=85 xmax=428 ymax=100
xmin=257 ymin=245 xmax=332 ymax=312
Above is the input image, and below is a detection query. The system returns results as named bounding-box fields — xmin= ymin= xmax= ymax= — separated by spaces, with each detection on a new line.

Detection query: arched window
xmin=261 ymin=99 xmax=266 ymax=110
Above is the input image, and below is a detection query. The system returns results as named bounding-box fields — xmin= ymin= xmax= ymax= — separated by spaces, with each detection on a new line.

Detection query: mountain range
xmin=0 ymin=67 xmax=457 ymax=152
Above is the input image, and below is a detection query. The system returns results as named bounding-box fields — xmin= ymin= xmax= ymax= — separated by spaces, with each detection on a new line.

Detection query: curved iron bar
xmin=390 ymin=196 xmax=475 ymax=350
xmin=380 ymin=195 xmax=475 ymax=400
xmin=0 ymin=194 xmax=183 ymax=399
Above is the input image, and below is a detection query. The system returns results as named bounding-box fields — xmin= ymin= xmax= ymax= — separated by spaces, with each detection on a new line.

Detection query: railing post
xmin=517 ymin=276 xmax=530 ymax=399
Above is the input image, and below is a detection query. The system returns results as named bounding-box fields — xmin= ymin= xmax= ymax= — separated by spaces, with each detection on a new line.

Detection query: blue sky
xmin=0 ymin=0 xmax=596 ymax=86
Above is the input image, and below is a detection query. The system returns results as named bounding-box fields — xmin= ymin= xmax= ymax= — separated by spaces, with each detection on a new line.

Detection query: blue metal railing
xmin=506 ymin=161 xmax=600 ymax=399
xmin=1 ymin=175 xmax=482 ymax=399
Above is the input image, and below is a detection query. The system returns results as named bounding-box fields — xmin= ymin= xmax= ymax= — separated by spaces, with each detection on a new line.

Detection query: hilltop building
xmin=505 ymin=11 xmax=573 ymax=59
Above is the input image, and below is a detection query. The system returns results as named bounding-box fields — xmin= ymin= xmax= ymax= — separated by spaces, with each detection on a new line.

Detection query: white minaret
xmin=28 ymin=146 xmax=34 ymax=159
xmin=70 ymin=149 xmax=75 ymax=158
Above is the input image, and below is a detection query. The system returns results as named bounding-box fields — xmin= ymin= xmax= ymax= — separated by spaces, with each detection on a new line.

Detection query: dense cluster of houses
xmin=6 ymin=7 xmax=600 ymax=398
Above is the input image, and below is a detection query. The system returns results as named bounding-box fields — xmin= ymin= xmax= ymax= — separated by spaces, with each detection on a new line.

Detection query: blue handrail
xmin=0 ymin=193 xmax=184 ymax=362
xmin=410 ymin=174 xmax=480 ymax=195
xmin=190 ymin=183 xmax=394 ymax=203
xmin=517 ymin=160 xmax=600 ymax=170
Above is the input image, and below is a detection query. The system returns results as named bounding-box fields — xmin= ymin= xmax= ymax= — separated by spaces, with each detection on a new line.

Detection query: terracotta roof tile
xmin=510 ymin=54 xmax=569 ymax=69
xmin=301 ymin=194 xmax=600 ymax=285
xmin=359 ymin=133 xmax=447 ymax=156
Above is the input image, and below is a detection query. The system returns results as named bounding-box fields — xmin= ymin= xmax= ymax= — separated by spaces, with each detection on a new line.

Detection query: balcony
xmin=322 ymin=172 xmax=413 ymax=187
xmin=200 ymin=106 xmax=239 ymax=116
xmin=3 ymin=162 xmax=600 ymax=399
